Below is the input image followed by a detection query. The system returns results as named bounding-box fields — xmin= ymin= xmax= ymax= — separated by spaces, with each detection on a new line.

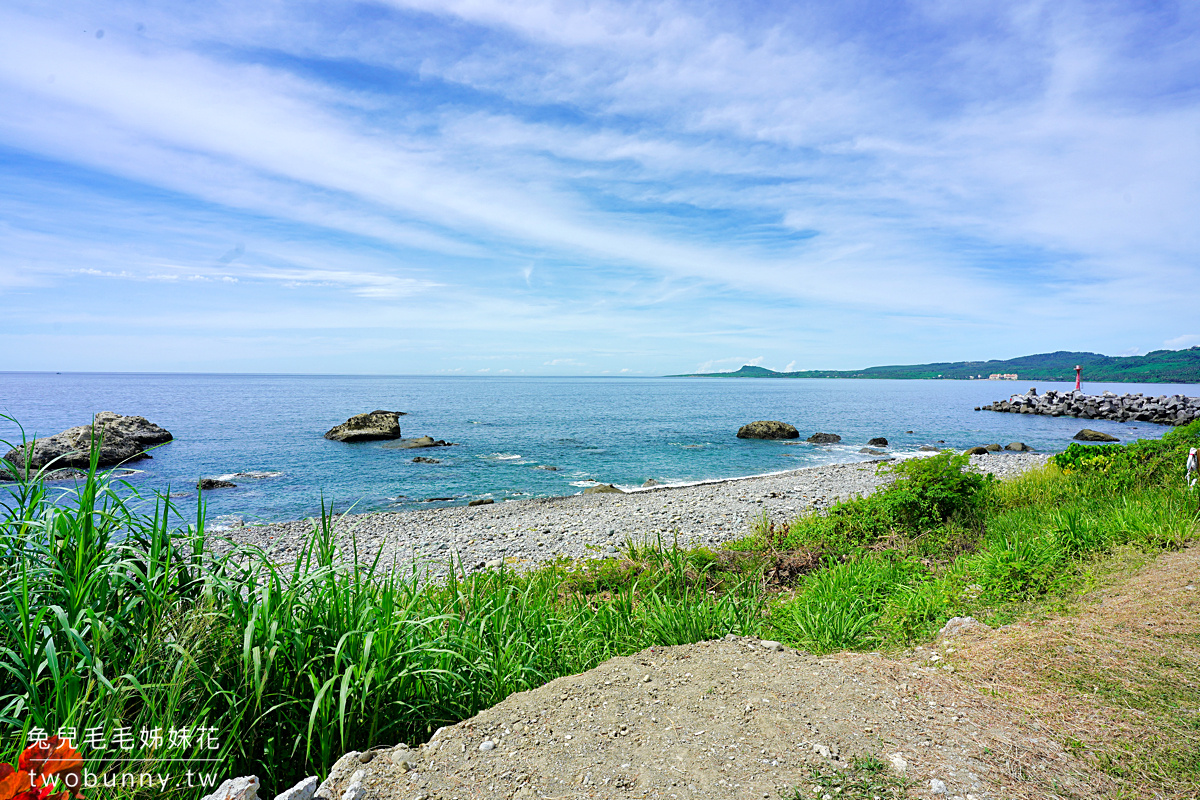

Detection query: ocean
xmin=1 ymin=373 xmax=1192 ymax=526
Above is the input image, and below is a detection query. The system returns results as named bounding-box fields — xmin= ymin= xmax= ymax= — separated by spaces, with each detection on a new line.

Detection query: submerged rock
xmin=198 ymin=477 xmax=237 ymax=490
xmin=468 ymin=498 xmax=494 ymax=506
xmin=383 ymin=436 xmax=454 ymax=449
xmin=324 ymin=410 xmax=405 ymax=442
xmin=2 ymin=412 xmax=171 ymax=472
xmin=642 ymin=478 xmax=659 ymax=487
xmin=806 ymin=432 xmax=841 ymax=444
xmin=412 ymin=456 xmax=441 ymax=464
xmin=736 ymin=420 xmax=799 ymax=440
xmin=859 ymin=447 xmax=887 ymax=455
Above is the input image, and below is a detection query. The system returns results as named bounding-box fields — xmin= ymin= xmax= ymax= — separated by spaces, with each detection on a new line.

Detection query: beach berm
xmin=225 ymin=453 xmax=1049 ymax=578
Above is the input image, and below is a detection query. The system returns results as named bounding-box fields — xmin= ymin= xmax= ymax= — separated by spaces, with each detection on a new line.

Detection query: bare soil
xmin=313 ymin=545 xmax=1200 ymax=800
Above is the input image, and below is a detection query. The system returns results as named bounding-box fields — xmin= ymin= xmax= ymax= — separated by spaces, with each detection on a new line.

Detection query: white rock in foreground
xmin=200 ymin=775 xmax=259 ymax=800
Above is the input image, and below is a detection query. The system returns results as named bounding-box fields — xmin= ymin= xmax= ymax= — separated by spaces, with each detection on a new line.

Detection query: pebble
xmin=479 ymin=740 xmax=495 ymax=751
xmin=218 ymin=454 xmax=1050 ymax=579
xmin=930 ymin=777 xmax=948 ymax=794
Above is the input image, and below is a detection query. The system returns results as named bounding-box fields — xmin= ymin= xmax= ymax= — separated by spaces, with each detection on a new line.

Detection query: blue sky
xmin=1 ymin=0 xmax=1198 ymax=375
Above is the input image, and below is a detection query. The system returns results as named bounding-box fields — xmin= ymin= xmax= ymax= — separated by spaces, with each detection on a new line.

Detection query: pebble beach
xmin=218 ymin=452 xmax=1051 ymax=577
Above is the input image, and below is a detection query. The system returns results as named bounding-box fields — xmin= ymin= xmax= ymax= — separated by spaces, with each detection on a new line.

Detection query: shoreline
xmin=216 ymin=452 xmax=1051 ymax=577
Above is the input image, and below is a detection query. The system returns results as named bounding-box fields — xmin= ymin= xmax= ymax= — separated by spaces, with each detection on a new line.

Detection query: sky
xmin=1 ymin=0 xmax=1198 ymax=375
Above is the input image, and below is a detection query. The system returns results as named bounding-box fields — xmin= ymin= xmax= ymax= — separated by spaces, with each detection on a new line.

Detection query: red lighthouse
xmin=1075 ymin=365 xmax=1082 ymax=392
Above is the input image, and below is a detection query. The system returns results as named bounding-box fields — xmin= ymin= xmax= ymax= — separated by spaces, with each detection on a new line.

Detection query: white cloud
xmin=1164 ymin=334 xmax=1200 ymax=349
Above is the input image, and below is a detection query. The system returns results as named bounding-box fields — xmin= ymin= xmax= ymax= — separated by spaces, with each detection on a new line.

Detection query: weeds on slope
xmin=0 ymin=417 xmax=764 ymax=799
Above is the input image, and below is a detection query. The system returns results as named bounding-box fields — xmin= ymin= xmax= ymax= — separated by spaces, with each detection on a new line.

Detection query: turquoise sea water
xmin=1 ymin=373 xmax=1193 ymax=525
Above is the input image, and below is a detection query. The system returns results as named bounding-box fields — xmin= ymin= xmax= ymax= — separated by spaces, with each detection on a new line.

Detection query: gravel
xmin=215 ymin=453 xmax=1050 ymax=578
xmin=310 ymin=631 xmax=1100 ymax=800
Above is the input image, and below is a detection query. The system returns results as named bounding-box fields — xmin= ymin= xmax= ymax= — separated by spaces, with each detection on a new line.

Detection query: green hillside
xmin=672 ymin=347 xmax=1200 ymax=383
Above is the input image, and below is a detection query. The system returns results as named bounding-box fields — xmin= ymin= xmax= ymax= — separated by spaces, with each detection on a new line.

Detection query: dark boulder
xmin=1004 ymin=442 xmax=1031 ymax=451
xmin=412 ymin=456 xmax=440 ymax=464
xmin=3 ymin=412 xmax=171 ymax=472
xmin=198 ymin=478 xmax=236 ymax=490
xmin=468 ymin=498 xmax=494 ymax=506
xmin=324 ymin=410 xmax=404 ymax=442
xmin=736 ymin=421 xmax=800 ymax=440
xmin=964 ymin=446 xmax=990 ymax=455
xmin=1073 ymin=429 xmax=1120 ymax=442
xmin=583 ymin=483 xmax=625 ymax=495
xmin=867 ymin=437 xmax=888 ymax=447
xmin=984 ymin=444 xmax=1002 ymax=452
xmin=806 ymin=432 xmax=842 ymax=444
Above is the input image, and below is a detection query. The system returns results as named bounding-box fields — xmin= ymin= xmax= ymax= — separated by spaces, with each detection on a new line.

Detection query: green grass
xmin=0 ymin=417 xmax=765 ymax=798
xmin=4 ymin=415 xmax=1200 ymax=799
xmin=793 ymin=754 xmax=911 ymax=799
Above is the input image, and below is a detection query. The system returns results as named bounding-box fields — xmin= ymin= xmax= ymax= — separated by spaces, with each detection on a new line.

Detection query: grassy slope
xmin=3 ymin=418 xmax=1199 ymax=798
xmin=673 ymin=346 xmax=1200 ymax=382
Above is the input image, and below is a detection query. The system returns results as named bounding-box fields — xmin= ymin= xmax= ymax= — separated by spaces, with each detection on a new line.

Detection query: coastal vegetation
xmin=675 ymin=345 xmax=1200 ymax=382
xmin=1 ymin=416 xmax=1198 ymax=797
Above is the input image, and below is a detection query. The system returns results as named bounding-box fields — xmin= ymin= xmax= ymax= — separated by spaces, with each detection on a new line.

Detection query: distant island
xmin=671 ymin=347 xmax=1200 ymax=383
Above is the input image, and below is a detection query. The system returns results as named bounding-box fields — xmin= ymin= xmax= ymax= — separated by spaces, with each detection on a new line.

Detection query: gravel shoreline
xmin=217 ymin=453 xmax=1050 ymax=577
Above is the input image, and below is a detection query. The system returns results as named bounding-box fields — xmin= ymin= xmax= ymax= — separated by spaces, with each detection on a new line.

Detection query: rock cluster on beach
xmin=324 ymin=410 xmax=405 ymax=442
xmin=2 ymin=412 xmax=172 ymax=473
xmin=979 ymin=389 xmax=1200 ymax=426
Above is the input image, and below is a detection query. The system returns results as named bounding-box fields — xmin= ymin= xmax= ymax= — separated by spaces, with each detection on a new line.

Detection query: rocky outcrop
xmin=412 ymin=456 xmax=440 ymax=464
xmin=736 ymin=421 xmax=799 ymax=439
xmin=92 ymin=412 xmax=173 ymax=445
xmin=1074 ymin=429 xmax=1120 ymax=442
xmin=806 ymin=432 xmax=841 ymax=444
xmin=3 ymin=412 xmax=172 ymax=472
xmin=198 ymin=478 xmax=237 ymax=490
xmin=868 ymin=437 xmax=888 ymax=447
xmin=979 ymin=389 xmax=1200 ymax=426
xmin=324 ymin=410 xmax=405 ymax=442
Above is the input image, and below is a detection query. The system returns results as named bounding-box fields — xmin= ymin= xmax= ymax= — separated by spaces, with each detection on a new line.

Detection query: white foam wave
xmin=216 ymin=471 xmax=284 ymax=480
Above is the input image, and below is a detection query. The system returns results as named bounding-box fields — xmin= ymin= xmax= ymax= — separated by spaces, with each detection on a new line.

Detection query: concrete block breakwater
xmin=978 ymin=389 xmax=1200 ymax=426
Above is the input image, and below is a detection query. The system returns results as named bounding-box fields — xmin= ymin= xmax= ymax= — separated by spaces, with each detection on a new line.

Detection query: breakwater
xmin=979 ymin=389 xmax=1200 ymax=426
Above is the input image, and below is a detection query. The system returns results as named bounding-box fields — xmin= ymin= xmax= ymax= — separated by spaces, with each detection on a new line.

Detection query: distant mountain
xmin=671 ymin=347 xmax=1200 ymax=383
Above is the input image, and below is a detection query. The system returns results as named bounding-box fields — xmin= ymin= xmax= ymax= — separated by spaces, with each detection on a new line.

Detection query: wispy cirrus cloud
xmin=0 ymin=0 xmax=1197 ymax=373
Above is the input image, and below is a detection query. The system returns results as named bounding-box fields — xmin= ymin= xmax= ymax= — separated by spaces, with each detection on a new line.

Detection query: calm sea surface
xmin=1 ymin=373 xmax=1193 ymax=525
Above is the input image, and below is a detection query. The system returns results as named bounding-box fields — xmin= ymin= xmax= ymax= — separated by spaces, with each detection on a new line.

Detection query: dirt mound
xmin=311 ymin=545 xmax=1200 ymax=800
xmin=316 ymin=643 xmax=1091 ymax=800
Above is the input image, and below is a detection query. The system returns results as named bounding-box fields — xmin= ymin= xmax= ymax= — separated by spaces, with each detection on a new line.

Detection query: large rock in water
xmin=1073 ymin=429 xmax=1119 ymax=442
xmin=324 ymin=410 xmax=404 ymax=442
xmin=736 ymin=421 xmax=799 ymax=439
xmin=806 ymin=432 xmax=841 ymax=444
xmin=2 ymin=412 xmax=171 ymax=472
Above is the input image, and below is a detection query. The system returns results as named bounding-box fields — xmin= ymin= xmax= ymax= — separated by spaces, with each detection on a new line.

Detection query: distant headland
xmin=670 ymin=347 xmax=1200 ymax=383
